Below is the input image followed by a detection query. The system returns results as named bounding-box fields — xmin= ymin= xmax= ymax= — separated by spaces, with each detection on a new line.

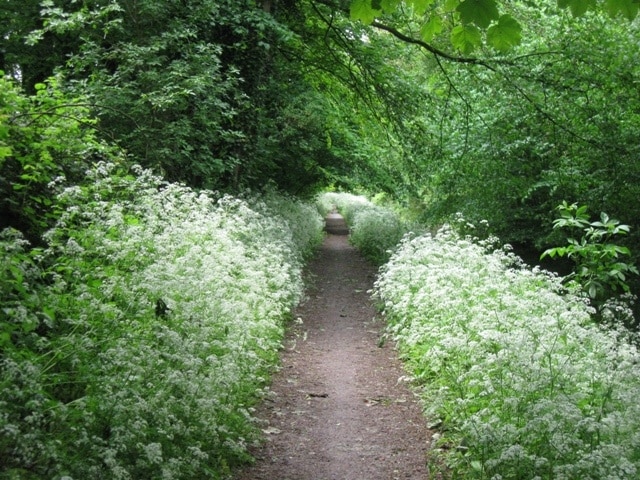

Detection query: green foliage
xmin=349 ymin=205 xmax=409 ymax=264
xmin=318 ymin=192 xmax=373 ymax=226
xmin=317 ymin=192 xmax=420 ymax=264
xmin=20 ymin=0 xmax=346 ymax=194
xmin=0 ymin=164 xmax=324 ymax=478
xmin=351 ymin=0 xmax=383 ymax=24
xmin=349 ymin=0 xmax=638 ymax=52
xmin=3 ymin=0 xmax=640 ymax=206
xmin=456 ymin=0 xmax=499 ymax=29
xmin=604 ymin=0 xmax=640 ymax=19
xmin=382 ymin=5 xmax=640 ymax=269
xmin=0 ymin=229 xmax=42 ymax=352
xmin=451 ymin=24 xmax=483 ymax=53
xmin=247 ymin=187 xmax=326 ymax=262
xmin=0 ymin=0 xmax=80 ymax=94
xmin=486 ymin=14 xmax=522 ymax=51
xmin=0 ymin=73 xmax=120 ymax=242
xmin=542 ymin=202 xmax=638 ymax=301
xmin=240 ymin=88 xmax=347 ymax=195
xmin=375 ymin=226 xmax=640 ymax=479
xmin=558 ymin=0 xmax=597 ymax=17
xmin=36 ymin=0 xmax=250 ymax=189
xmin=557 ymin=0 xmax=638 ymax=20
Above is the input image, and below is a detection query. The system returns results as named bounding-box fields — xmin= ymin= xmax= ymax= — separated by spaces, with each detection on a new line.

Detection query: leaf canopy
xmin=349 ymin=0 xmax=639 ymax=52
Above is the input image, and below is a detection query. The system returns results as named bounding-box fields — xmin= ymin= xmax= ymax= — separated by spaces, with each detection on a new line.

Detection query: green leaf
xmin=541 ymin=248 xmax=556 ymax=259
xmin=487 ymin=14 xmax=522 ymax=51
xmin=557 ymin=0 xmax=597 ymax=17
xmin=444 ymin=0 xmax=460 ymax=11
xmin=407 ymin=0 xmax=435 ymax=15
xmin=604 ymin=0 xmax=639 ymax=20
xmin=451 ymin=24 xmax=482 ymax=53
xmin=42 ymin=306 xmax=56 ymax=322
xmin=456 ymin=0 xmax=499 ymax=28
xmin=381 ymin=0 xmax=402 ymax=12
xmin=0 ymin=145 xmax=12 ymax=158
xmin=421 ymin=16 xmax=444 ymax=42
xmin=125 ymin=215 xmax=140 ymax=226
xmin=350 ymin=0 xmax=382 ymax=24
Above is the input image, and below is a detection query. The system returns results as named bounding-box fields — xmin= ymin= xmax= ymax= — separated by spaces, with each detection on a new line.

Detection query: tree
xmin=18 ymin=0 xmax=370 ymax=193
xmin=0 ymin=0 xmax=82 ymax=93
xmin=349 ymin=0 xmax=638 ymax=55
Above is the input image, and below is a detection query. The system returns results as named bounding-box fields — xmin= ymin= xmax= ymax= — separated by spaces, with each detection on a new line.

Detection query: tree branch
xmin=370 ymin=21 xmax=497 ymax=72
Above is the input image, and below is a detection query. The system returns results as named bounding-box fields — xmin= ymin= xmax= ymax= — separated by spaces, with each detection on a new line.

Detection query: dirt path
xmin=234 ymin=213 xmax=434 ymax=480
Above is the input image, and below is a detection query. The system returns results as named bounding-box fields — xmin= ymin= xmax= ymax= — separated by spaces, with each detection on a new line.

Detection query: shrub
xmin=0 ymin=73 xmax=120 ymax=243
xmin=249 ymin=189 xmax=324 ymax=262
xmin=317 ymin=192 xmax=417 ymax=264
xmin=316 ymin=191 xmax=370 ymax=225
xmin=349 ymin=205 xmax=407 ymax=265
xmin=374 ymin=226 xmax=640 ymax=479
xmin=542 ymin=202 xmax=638 ymax=304
xmin=1 ymin=163 xmax=323 ymax=479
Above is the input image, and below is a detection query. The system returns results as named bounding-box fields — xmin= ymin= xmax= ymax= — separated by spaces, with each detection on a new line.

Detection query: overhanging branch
xmin=370 ymin=21 xmax=497 ymax=72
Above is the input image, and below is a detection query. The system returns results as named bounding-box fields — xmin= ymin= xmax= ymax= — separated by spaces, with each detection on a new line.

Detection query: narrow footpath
xmin=234 ymin=213 xmax=434 ymax=480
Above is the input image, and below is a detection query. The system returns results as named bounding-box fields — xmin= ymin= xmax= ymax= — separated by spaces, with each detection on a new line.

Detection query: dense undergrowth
xmin=5 ymin=179 xmax=639 ymax=479
xmin=1 ymin=164 xmax=324 ymax=479
xmin=317 ymin=191 xmax=420 ymax=265
xmin=320 ymin=192 xmax=640 ymax=479
xmin=375 ymin=228 xmax=640 ymax=479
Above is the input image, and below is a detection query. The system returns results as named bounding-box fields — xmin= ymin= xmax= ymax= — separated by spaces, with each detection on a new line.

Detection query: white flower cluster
xmin=317 ymin=192 xmax=421 ymax=264
xmin=316 ymin=191 xmax=370 ymax=223
xmin=1 ymin=163 xmax=324 ymax=479
xmin=374 ymin=227 xmax=640 ymax=479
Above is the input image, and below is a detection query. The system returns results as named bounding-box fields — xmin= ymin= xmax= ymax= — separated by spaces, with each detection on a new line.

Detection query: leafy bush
xmin=374 ymin=226 xmax=640 ymax=479
xmin=0 ymin=73 xmax=120 ymax=242
xmin=250 ymin=188 xmax=325 ymax=262
xmin=316 ymin=191 xmax=370 ymax=224
xmin=542 ymin=202 xmax=638 ymax=303
xmin=1 ymin=163 xmax=323 ymax=479
xmin=317 ymin=192 xmax=417 ymax=264
xmin=349 ymin=205 xmax=408 ymax=265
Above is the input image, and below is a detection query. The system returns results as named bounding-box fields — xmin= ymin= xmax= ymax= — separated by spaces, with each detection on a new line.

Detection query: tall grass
xmin=374 ymin=225 xmax=640 ymax=479
xmin=1 ymin=163 xmax=323 ymax=479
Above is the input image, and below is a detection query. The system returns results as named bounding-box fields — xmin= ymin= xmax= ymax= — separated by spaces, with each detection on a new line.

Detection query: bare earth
xmin=234 ymin=213 xmax=435 ymax=480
